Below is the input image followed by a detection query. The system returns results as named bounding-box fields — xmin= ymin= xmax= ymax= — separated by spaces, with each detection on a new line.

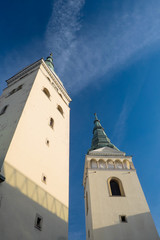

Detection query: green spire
xmin=45 ymin=53 xmax=54 ymax=72
xmin=89 ymin=113 xmax=119 ymax=151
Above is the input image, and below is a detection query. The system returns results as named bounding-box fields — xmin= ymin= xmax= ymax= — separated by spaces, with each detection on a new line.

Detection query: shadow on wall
xmin=0 ymin=162 xmax=68 ymax=240
xmin=93 ymin=212 xmax=160 ymax=240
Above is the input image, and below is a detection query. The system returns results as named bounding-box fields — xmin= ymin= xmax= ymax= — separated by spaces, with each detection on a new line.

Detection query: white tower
xmin=83 ymin=114 xmax=159 ymax=240
xmin=0 ymin=54 xmax=71 ymax=239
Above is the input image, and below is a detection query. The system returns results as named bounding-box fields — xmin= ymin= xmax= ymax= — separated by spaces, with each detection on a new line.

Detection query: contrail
xmin=45 ymin=0 xmax=160 ymax=94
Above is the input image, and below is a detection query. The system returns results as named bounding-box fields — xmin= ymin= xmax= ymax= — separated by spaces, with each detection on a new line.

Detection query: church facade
xmin=0 ymin=55 xmax=71 ymax=239
xmin=83 ymin=114 xmax=159 ymax=240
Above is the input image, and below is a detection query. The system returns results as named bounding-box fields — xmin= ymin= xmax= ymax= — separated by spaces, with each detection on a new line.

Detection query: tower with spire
xmin=83 ymin=114 xmax=159 ymax=240
xmin=0 ymin=54 xmax=71 ymax=239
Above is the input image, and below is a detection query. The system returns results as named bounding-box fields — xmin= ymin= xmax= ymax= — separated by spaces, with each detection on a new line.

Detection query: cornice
xmin=88 ymin=152 xmax=126 ymax=157
xmin=6 ymin=59 xmax=43 ymax=86
xmin=6 ymin=58 xmax=71 ymax=103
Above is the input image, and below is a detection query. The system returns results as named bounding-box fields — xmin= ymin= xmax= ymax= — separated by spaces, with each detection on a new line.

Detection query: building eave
xmin=5 ymin=58 xmax=72 ymax=103
xmin=6 ymin=59 xmax=43 ymax=86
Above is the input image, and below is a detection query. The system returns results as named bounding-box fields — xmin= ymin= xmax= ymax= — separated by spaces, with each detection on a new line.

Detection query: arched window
xmin=123 ymin=160 xmax=130 ymax=169
xmin=9 ymin=89 xmax=16 ymax=96
xmin=49 ymin=118 xmax=54 ymax=129
xmin=0 ymin=105 xmax=8 ymax=115
xmin=7 ymin=85 xmax=23 ymax=97
xmin=110 ymin=179 xmax=121 ymax=196
xmin=107 ymin=160 xmax=114 ymax=169
xmin=99 ymin=159 xmax=106 ymax=169
xmin=16 ymin=84 xmax=23 ymax=91
xmin=130 ymin=162 xmax=135 ymax=170
xmin=91 ymin=159 xmax=98 ymax=169
xmin=115 ymin=160 xmax=123 ymax=169
xmin=43 ymin=87 xmax=50 ymax=99
xmin=47 ymin=76 xmax=51 ymax=82
xmin=57 ymin=105 xmax=63 ymax=116
xmin=58 ymin=93 xmax=63 ymax=99
xmin=108 ymin=177 xmax=125 ymax=196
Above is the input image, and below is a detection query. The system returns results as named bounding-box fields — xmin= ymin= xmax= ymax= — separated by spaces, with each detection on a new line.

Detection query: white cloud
xmin=45 ymin=0 xmax=160 ymax=94
xmin=45 ymin=0 xmax=85 ymax=76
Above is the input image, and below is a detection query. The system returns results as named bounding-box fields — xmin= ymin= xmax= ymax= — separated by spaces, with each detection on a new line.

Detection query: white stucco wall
xmin=0 ymin=60 xmax=71 ymax=239
xmin=0 ymin=162 xmax=68 ymax=240
xmin=0 ymin=68 xmax=39 ymax=168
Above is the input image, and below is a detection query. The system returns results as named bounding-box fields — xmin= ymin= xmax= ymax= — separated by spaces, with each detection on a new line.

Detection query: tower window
xmin=47 ymin=76 xmax=51 ymax=82
xmin=42 ymin=174 xmax=47 ymax=184
xmin=110 ymin=180 xmax=121 ymax=195
xmin=49 ymin=118 xmax=54 ymax=129
xmin=57 ymin=105 xmax=63 ymax=116
xmin=86 ymin=192 xmax=89 ymax=215
xmin=108 ymin=177 xmax=125 ymax=196
xmin=0 ymin=105 xmax=8 ymax=115
xmin=9 ymin=89 xmax=16 ymax=95
xmin=46 ymin=139 xmax=50 ymax=146
xmin=107 ymin=160 xmax=114 ymax=169
xmin=88 ymin=230 xmax=90 ymax=238
xmin=91 ymin=159 xmax=97 ymax=169
xmin=120 ymin=215 xmax=127 ymax=223
xmin=123 ymin=160 xmax=130 ymax=169
xmin=115 ymin=160 xmax=123 ymax=169
xmin=99 ymin=159 xmax=106 ymax=169
xmin=58 ymin=92 xmax=63 ymax=99
xmin=16 ymin=84 xmax=23 ymax=91
xmin=43 ymin=87 xmax=50 ymax=99
xmin=130 ymin=162 xmax=135 ymax=170
xmin=7 ymin=84 xmax=23 ymax=97
xmin=35 ymin=214 xmax=43 ymax=230
xmin=0 ymin=174 xmax=5 ymax=183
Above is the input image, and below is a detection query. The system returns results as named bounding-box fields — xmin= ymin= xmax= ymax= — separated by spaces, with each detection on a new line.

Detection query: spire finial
xmin=94 ymin=113 xmax=100 ymax=123
xmin=94 ymin=113 xmax=98 ymax=121
xmin=45 ymin=53 xmax=54 ymax=72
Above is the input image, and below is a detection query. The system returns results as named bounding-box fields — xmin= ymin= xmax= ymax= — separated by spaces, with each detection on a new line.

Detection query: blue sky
xmin=0 ymin=0 xmax=160 ymax=239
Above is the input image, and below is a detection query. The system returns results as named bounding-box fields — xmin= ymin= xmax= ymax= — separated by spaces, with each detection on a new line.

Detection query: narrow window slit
xmin=42 ymin=174 xmax=47 ymax=184
xmin=35 ymin=214 xmax=43 ymax=230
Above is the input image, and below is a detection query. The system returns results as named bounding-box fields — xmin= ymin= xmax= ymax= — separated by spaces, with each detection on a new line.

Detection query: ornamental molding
xmin=88 ymin=152 xmax=126 ymax=157
xmin=86 ymin=156 xmax=132 ymax=161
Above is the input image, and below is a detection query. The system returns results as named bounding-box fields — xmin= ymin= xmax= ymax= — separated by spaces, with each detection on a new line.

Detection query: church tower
xmin=83 ymin=114 xmax=159 ymax=240
xmin=0 ymin=55 xmax=71 ymax=239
